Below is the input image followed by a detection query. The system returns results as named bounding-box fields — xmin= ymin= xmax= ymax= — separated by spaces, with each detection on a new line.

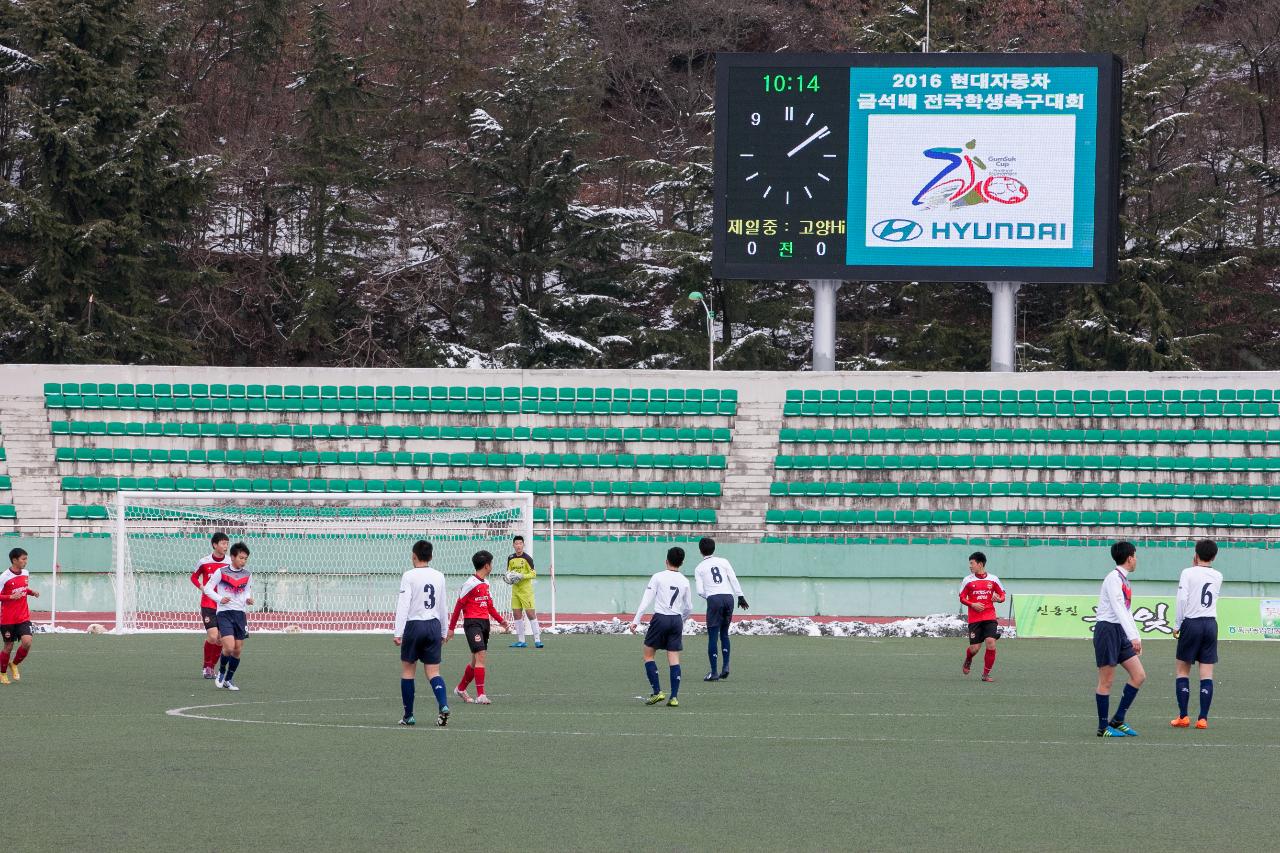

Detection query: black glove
xmin=737 ymin=596 xmax=749 ymax=611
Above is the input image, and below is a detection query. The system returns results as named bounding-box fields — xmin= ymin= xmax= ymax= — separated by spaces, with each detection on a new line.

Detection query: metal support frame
xmin=987 ymin=281 xmax=1022 ymax=372
xmin=809 ymin=279 xmax=842 ymax=371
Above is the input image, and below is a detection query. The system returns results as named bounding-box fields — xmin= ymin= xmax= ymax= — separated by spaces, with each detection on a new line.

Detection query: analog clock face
xmin=737 ymin=105 xmax=841 ymax=206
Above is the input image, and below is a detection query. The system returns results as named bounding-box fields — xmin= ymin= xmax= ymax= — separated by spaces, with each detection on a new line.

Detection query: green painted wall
xmin=13 ymin=537 xmax=1279 ymax=618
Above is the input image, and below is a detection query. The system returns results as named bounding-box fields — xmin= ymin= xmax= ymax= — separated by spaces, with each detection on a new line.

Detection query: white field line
xmin=165 ymin=698 xmax=1280 ymax=747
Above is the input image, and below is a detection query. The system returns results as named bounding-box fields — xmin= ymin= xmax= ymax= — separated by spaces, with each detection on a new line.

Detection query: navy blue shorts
xmin=216 ymin=610 xmax=248 ymax=641
xmin=643 ymin=613 xmax=684 ymax=651
xmin=1093 ymin=621 xmax=1136 ymax=667
xmin=1176 ymin=617 xmax=1218 ymax=664
xmin=400 ymin=619 xmax=442 ymax=665
xmin=706 ymin=594 xmax=735 ymax=629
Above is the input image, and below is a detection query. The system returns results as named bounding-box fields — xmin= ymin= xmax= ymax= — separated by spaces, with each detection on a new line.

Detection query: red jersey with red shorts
xmin=192 ymin=553 xmax=229 ymax=611
xmin=0 ymin=569 xmax=32 ymax=625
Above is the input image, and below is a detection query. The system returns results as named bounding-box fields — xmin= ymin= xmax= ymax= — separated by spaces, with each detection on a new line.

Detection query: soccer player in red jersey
xmin=1 ymin=548 xmax=40 ymax=685
xmin=191 ymin=532 xmax=230 ymax=679
xmin=447 ymin=550 xmax=511 ymax=705
xmin=959 ymin=552 xmax=1006 ymax=682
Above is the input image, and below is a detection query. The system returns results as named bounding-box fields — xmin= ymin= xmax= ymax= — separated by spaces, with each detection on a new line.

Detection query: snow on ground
xmin=545 ymin=614 xmax=984 ymax=639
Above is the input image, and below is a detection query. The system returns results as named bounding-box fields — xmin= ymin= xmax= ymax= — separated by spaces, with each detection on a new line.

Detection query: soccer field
xmin=12 ymin=634 xmax=1278 ymax=852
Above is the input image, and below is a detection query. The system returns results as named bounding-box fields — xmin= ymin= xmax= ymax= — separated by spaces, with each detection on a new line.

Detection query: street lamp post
xmin=688 ymin=291 xmax=714 ymax=371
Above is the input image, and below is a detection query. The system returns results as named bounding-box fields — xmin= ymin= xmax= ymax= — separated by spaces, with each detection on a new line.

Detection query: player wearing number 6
xmin=1171 ymin=539 xmax=1223 ymax=730
xmin=694 ymin=537 xmax=747 ymax=682
xmin=629 ymin=547 xmax=693 ymax=707
xmin=393 ymin=540 xmax=451 ymax=727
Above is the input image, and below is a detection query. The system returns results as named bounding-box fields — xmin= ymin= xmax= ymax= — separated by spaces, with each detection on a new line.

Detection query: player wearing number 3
xmin=1171 ymin=539 xmax=1222 ymax=730
xmin=630 ymin=547 xmax=693 ymax=707
xmin=394 ymin=540 xmax=451 ymax=727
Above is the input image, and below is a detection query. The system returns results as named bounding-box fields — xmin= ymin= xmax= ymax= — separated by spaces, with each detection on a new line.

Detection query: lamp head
xmin=688 ymin=291 xmax=703 ymax=302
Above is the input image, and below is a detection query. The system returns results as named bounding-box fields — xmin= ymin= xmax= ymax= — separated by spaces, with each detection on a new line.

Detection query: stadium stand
xmin=2 ymin=367 xmax=1278 ymax=540
xmin=769 ymin=385 xmax=1280 ymax=534
xmin=0 ymin=426 xmax=14 ymax=521
xmin=38 ymin=379 xmax=735 ymax=532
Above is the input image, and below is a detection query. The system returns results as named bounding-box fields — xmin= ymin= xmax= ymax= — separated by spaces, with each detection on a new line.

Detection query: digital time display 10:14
xmin=762 ymin=73 xmax=821 ymax=93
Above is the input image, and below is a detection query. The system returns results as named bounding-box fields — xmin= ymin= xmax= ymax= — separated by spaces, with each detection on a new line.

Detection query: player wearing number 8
xmin=393 ymin=540 xmax=451 ymax=727
xmin=1171 ymin=540 xmax=1223 ymax=730
xmin=629 ymin=548 xmax=694 ymax=707
xmin=694 ymin=537 xmax=748 ymax=682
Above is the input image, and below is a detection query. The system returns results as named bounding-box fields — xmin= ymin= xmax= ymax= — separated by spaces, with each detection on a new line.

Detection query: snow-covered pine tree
xmin=449 ymin=18 xmax=623 ymax=368
xmin=0 ymin=0 xmax=211 ymax=363
xmin=284 ymin=3 xmax=385 ymax=363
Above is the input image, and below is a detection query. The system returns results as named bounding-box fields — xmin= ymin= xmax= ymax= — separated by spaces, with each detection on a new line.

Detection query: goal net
xmin=109 ymin=492 xmax=533 ymax=633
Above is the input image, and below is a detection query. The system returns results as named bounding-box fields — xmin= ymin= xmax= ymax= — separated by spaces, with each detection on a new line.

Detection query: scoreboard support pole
xmin=987 ymin=281 xmax=1022 ymax=372
xmin=809 ymin=279 xmax=842 ymax=371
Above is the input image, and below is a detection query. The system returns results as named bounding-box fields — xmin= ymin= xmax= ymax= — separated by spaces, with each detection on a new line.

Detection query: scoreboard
xmin=711 ymin=53 xmax=1120 ymax=283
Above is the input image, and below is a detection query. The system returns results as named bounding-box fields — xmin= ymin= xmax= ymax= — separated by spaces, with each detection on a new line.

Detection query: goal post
xmin=110 ymin=492 xmax=534 ymax=633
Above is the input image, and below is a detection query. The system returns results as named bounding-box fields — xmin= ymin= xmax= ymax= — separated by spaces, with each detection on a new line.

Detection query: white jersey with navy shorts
xmin=1093 ymin=567 xmax=1139 ymax=667
xmin=1175 ymin=564 xmax=1223 ymax=664
xmin=634 ymin=570 xmax=693 ymax=651
xmin=202 ymin=567 xmax=252 ymax=640
xmin=395 ymin=566 xmax=448 ymax=665
xmin=694 ymin=556 xmax=742 ymax=629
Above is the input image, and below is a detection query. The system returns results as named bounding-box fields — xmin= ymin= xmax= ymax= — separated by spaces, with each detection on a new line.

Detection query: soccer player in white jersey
xmin=693 ymin=537 xmax=748 ymax=682
xmin=202 ymin=542 xmax=253 ymax=691
xmin=629 ymin=547 xmax=693 ymax=707
xmin=1171 ymin=539 xmax=1223 ymax=730
xmin=393 ymin=540 xmax=451 ymax=727
xmin=1093 ymin=541 xmax=1146 ymax=737
xmin=190 ymin=531 xmax=229 ymax=679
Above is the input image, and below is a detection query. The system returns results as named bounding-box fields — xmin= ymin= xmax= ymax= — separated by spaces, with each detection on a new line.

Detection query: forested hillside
xmin=1 ymin=0 xmax=1278 ymax=370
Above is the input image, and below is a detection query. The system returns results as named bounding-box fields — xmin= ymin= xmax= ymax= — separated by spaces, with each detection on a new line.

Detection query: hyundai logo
xmin=872 ymin=219 xmax=923 ymax=242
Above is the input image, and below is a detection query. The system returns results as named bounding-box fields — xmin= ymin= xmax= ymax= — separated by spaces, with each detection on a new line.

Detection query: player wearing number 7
xmin=393 ymin=540 xmax=452 ymax=727
xmin=629 ymin=547 xmax=693 ymax=707
xmin=1171 ymin=539 xmax=1223 ymax=730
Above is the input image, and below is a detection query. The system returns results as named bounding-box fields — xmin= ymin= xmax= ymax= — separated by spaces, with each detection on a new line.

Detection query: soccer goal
xmin=109 ymin=492 xmax=533 ymax=633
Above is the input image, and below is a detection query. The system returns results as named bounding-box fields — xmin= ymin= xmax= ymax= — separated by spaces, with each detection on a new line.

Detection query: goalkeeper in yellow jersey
xmin=506 ymin=535 xmax=542 ymax=648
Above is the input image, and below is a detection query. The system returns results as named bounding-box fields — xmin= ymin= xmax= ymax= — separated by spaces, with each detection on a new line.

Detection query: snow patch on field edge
xmin=545 ymin=614 xmax=998 ymax=639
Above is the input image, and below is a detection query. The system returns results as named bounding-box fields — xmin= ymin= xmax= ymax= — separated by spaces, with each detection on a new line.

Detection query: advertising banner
xmin=1012 ymin=594 xmax=1280 ymax=640
xmin=849 ymin=66 xmax=1098 ymax=269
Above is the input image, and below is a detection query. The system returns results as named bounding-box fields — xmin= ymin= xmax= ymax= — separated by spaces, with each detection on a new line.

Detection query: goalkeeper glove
xmin=737 ymin=596 xmax=749 ymax=610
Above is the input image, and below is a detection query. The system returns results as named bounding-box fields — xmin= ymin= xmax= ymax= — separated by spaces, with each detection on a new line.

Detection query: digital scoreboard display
xmin=712 ymin=53 xmax=1121 ymax=283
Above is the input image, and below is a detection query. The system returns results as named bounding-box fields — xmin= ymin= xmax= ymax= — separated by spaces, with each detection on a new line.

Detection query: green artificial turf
xmin=10 ymin=634 xmax=1279 ymax=852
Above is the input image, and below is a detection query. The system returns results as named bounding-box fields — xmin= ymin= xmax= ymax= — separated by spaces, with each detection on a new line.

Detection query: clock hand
xmin=787 ymin=125 xmax=831 ymax=158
